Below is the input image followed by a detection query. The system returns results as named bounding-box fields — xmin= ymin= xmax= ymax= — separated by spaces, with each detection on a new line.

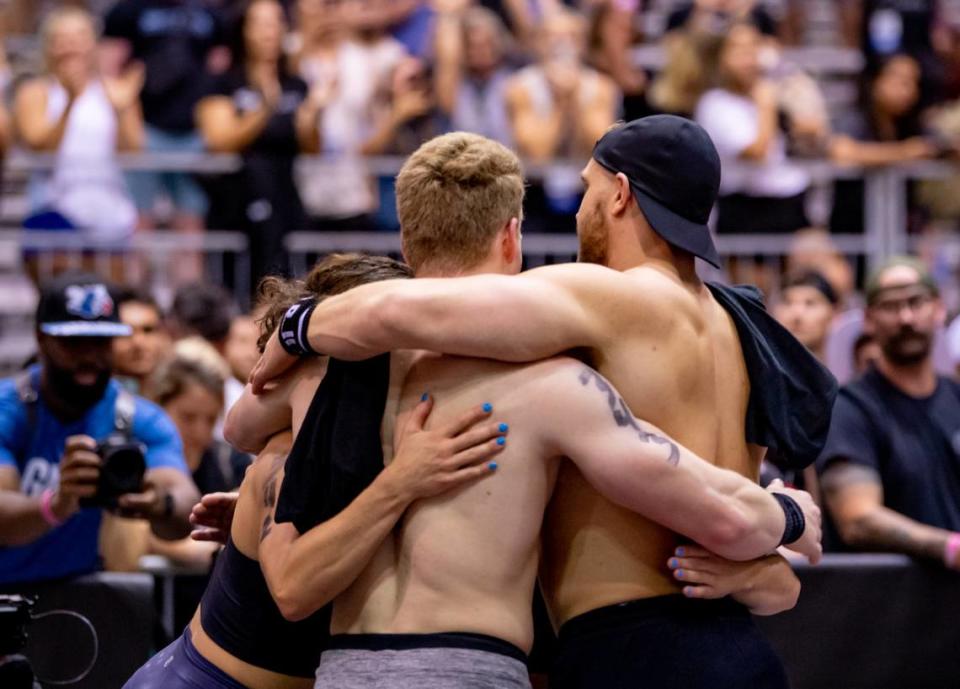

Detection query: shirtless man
xmin=250 ymin=120 xmax=836 ymax=688
xmin=243 ymin=127 xmax=827 ymax=688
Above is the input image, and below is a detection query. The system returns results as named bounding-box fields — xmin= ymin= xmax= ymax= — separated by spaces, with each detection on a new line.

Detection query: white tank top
xmin=43 ymin=79 xmax=136 ymax=240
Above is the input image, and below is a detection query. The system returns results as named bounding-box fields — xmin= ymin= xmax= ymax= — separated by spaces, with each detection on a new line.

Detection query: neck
xmin=608 ymin=220 xmax=701 ymax=286
xmin=416 ymin=256 xmax=506 ymax=278
xmin=39 ymin=367 xmax=86 ymax=422
xmin=875 ymin=354 xmax=937 ymax=397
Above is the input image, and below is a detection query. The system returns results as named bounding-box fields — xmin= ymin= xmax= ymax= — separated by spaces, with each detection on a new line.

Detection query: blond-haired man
xmin=252 ymin=120 xmax=836 ymax=688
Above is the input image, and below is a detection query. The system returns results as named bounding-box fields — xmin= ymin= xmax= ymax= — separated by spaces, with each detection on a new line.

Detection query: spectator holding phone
xmin=0 ymin=274 xmax=198 ymax=586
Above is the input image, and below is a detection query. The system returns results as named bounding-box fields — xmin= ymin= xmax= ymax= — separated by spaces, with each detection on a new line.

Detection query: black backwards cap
xmin=592 ymin=115 xmax=722 ymax=268
xmin=36 ymin=273 xmax=132 ymax=338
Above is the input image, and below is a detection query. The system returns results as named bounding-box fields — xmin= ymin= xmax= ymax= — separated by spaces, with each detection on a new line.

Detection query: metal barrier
xmin=0 ymin=228 xmax=251 ymax=306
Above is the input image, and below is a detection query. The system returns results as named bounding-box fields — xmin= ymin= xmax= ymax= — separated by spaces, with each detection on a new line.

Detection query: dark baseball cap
xmin=36 ymin=273 xmax=133 ymax=337
xmin=592 ymin=115 xmax=722 ymax=268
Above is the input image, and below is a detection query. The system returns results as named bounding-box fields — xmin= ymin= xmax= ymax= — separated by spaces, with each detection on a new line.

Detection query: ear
xmin=612 ymin=173 xmax=633 ymax=217
xmin=501 ymin=217 xmax=521 ymax=265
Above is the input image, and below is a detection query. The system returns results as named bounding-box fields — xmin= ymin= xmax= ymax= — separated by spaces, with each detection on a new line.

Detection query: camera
xmin=0 ymin=595 xmax=36 ymax=689
xmin=79 ymin=434 xmax=146 ymax=509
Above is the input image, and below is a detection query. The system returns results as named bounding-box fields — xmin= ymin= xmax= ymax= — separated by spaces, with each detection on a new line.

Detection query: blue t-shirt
xmin=0 ymin=367 xmax=188 ymax=585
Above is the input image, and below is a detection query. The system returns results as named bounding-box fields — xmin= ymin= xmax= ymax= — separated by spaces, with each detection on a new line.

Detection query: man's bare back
xmin=541 ymin=265 xmax=761 ymax=623
xmin=333 ymin=355 xmax=563 ymax=652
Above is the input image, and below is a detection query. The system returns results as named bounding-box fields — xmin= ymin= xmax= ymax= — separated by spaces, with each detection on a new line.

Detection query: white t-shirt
xmin=695 ymin=88 xmax=809 ymax=198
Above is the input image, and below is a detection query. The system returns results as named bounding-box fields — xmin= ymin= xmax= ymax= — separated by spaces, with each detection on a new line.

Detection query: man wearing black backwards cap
xmin=250 ymin=117 xmax=836 ymax=687
xmin=0 ymin=274 xmax=198 ymax=586
xmin=818 ymin=257 xmax=960 ymax=570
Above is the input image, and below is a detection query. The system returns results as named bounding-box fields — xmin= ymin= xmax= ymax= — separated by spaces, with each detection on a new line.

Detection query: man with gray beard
xmin=817 ymin=256 xmax=960 ymax=570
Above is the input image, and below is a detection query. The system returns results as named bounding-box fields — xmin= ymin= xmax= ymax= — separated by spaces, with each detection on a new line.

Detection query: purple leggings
xmin=122 ymin=628 xmax=248 ymax=689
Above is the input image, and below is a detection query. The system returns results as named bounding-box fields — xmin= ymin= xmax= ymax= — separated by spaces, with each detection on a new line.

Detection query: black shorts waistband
xmin=559 ymin=594 xmax=750 ymax=642
xmin=326 ymin=632 xmax=528 ymax=665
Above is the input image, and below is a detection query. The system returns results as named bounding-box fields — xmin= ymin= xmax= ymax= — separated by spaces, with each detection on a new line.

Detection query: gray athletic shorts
xmin=314 ymin=632 xmax=531 ymax=689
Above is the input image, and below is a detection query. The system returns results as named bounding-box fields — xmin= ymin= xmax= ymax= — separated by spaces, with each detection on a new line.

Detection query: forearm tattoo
xmin=260 ymin=454 xmax=286 ymax=542
xmin=578 ymin=367 xmax=680 ymax=466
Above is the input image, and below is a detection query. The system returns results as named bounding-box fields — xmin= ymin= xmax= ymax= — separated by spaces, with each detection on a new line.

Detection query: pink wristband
xmin=39 ymin=489 xmax=64 ymax=527
xmin=945 ymin=533 xmax=960 ymax=567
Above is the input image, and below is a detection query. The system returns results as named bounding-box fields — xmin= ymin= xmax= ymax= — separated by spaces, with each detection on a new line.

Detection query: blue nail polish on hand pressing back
xmin=676 ymin=569 xmax=684 ymax=579
xmin=488 ymin=462 xmax=498 ymax=471
xmin=482 ymin=403 xmax=493 ymax=413
xmin=496 ymin=437 xmax=506 ymax=446
xmin=421 ymin=392 xmax=429 ymax=402
xmin=668 ymin=558 xmax=678 ymax=569
xmin=676 ymin=547 xmax=685 ymax=557
xmin=499 ymin=423 xmax=509 ymax=433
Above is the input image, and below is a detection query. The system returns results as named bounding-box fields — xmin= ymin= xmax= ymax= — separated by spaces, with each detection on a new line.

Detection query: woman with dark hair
xmin=122 ymin=253 xmax=505 ymax=689
xmin=828 ymin=52 xmax=939 ymax=234
xmin=196 ymin=0 xmax=331 ymax=285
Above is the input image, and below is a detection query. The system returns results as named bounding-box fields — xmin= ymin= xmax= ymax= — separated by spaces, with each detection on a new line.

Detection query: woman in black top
xmin=122 ymin=254 xmax=506 ymax=689
xmin=197 ymin=0 xmax=330 ymax=286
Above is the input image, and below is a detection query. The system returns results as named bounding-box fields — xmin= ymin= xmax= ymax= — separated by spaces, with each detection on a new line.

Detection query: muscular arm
xmin=301 ymin=264 xmax=620 ymax=363
xmin=546 ymin=364 xmax=820 ymax=562
xmin=821 ymin=461 xmax=954 ymax=562
xmin=258 ymin=462 xmax=417 ymax=621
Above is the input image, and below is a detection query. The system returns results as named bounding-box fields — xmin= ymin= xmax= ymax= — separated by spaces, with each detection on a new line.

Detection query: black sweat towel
xmin=707 ymin=282 xmax=839 ymax=471
xmin=274 ymin=354 xmax=391 ymax=534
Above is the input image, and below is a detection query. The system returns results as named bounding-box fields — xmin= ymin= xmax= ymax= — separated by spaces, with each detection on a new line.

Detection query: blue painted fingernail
xmin=488 ymin=462 xmax=498 ymax=471
xmin=668 ymin=558 xmax=678 ymax=568
xmin=496 ymin=436 xmax=506 ymax=446
xmin=683 ymin=587 xmax=694 ymax=597
xmin=499 ymin=423 xmax=509 ymax=433
xmin=421 ymin=392 xmax=429 ymax=402
xmin=676 ymin=569 xmax=684 ymax=579
xmin=676 ymin=547 xmax=685 ymax=557
xmin=482 ymin=403 xmax=493 ymax=413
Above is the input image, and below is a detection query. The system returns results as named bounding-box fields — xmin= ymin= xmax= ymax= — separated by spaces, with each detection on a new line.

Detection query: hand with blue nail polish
xmin=384 ymin=398 xmax=506 ymax=500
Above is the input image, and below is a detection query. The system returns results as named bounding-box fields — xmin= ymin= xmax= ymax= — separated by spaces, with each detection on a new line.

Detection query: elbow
xmin=835 ymin=514 xmax=873 ymax=550
xmin=275 ymin=586 xmax=313 ymax=622
xmin=273 ymin=579 xmax=328 ymax=622
xmin=702 ymin=507 xmax=757 ymax=560
xmin=223 ymin=411 xmax=265 ymax=455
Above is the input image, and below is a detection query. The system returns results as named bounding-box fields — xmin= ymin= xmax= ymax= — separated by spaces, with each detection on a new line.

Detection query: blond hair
xmin=41 ymin=7 xmax=99 ymax=60
xmin=396 ymin=132 xmax=524 ymax=272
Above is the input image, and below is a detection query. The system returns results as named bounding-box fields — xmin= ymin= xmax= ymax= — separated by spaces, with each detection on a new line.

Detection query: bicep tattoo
xmin=578 ymin=367 xmax=680 ymax=466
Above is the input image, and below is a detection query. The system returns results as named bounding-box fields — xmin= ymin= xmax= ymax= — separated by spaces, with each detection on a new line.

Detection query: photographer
xmin=0 ymin=274 xmax=198 ymax=586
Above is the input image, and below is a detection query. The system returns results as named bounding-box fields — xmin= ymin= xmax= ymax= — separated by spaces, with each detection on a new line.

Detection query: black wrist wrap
xmin=773 ymin=492 xmax=806 ymax=546
xmin=278 ymin=297 xmax=319 ymax=357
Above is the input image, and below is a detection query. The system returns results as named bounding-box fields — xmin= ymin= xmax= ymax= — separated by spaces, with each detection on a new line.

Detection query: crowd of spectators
xmin=0 ymin=1 xmax=958 ymax=282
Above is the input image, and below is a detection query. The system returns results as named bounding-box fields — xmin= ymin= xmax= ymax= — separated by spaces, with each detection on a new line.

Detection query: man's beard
xmin=47 ymin=362 xmax=111 ymax=411
xmin=577 ymin=204 xmax=609 ymax=266
xmin=880 ymin=326 xmax=933 ymax=366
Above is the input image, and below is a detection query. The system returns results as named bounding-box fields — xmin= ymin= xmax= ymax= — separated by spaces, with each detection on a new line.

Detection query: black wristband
xmin=773 ymin=492 xmax=806 ymax=546
xmin=278 ymin=297 xmax=319 ymax=357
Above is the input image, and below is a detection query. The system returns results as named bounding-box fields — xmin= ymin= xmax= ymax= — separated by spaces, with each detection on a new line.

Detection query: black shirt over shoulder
xmin=817 ymin=366 xmax=960 ymax=533
xmin=104 ymin=0 xmax=226 ymax=131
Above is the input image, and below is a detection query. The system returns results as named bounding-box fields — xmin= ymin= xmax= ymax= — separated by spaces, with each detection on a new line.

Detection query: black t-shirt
xmin=104 ymin=0 xmax=226 ymax=131
xmin=207 ymin=70 xmax=307 ymax=156
xmin=817 ymin=366 xmax=960 ymax=534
